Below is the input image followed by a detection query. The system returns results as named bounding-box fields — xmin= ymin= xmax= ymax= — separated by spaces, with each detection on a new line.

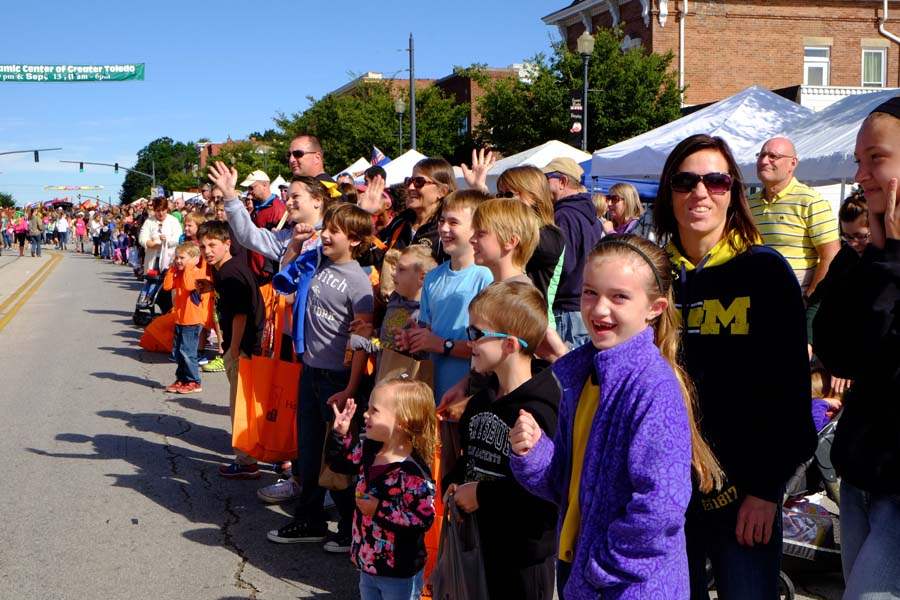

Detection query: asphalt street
xmin=0 ymin=251 xmax=358 ymax=600
xmin=0 ymin=250 xmax=844 ymax=600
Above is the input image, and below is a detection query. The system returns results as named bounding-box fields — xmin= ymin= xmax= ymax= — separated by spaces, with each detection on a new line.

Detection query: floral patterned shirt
xmin=332 ymin=432 xmax=436 ymax=578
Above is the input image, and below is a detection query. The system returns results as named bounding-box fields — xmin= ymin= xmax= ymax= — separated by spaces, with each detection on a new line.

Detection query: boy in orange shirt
xmin=163 ymin=242 xmax=212 ymax=394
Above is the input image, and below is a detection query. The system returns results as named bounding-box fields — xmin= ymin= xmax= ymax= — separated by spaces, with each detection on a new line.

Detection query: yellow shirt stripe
xmin=558 ymin=380 xmax=600 ymax=563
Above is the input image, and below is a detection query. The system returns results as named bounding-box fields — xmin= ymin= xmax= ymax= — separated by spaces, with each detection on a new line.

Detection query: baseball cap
xmin=239 ymin=170 xmax=271 ymax=187
xmin=541 ymin=157 xmax=584 ymax=182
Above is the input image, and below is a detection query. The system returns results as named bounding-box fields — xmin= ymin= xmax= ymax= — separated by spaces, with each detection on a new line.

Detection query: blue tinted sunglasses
xmin=466 ymin=325 xmax=529 ymax=349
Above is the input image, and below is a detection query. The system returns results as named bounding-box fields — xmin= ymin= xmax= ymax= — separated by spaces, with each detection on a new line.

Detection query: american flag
xmin=371 ymin=146 xmax=390 ymax=166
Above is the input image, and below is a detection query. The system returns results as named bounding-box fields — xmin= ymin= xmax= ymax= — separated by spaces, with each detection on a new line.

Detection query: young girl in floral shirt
xmin=330 ymin=377 xmax=437 ymax=600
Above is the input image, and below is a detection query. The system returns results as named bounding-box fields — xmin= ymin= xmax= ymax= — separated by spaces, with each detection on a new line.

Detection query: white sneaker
xmin=257 ymin=478 xmax=301 ymax=503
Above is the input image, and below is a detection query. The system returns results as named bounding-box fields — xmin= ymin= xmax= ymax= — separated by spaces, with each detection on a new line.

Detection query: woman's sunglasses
xmin=465 ymin=325 xmax=529 ymax=349
xmin=495 ymin=190 xmax=516 ymax=198
xmin=670 ymin=172 xmax=733 ymax=195
xmin=404 ymin=176 xmax=437 ymax=189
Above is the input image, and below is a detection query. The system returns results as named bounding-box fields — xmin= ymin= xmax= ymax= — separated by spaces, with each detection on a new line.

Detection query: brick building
xmin=543 ymin=0 xmax=900 ymax=109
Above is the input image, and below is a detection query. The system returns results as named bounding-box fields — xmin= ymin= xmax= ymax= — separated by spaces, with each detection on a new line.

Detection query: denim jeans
xmin=293 ymin=365 xmax=356 ymax=532
xmin=174 ymin=324 xmax=202 ymax=384
xmin=553 ymin=310 xmax=590 ymax=349
xmin=359 ymin=570 xmax=424 ymax=600
xmin=686 ymin=494 xmax=783 ymax=600
xmin=29 ymin=235 xmax=41 ymax=257
xmin=57 ymin=230 xmax=68 ymax=249
xmin=840 ymin=480 xmax=900 ymax=599
xmin=2 ymin=231 xmax=11 ymax=248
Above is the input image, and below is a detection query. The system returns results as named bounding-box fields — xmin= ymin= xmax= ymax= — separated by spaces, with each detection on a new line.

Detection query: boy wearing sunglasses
xmin=444 ymin=281 xmax=560 ymax=600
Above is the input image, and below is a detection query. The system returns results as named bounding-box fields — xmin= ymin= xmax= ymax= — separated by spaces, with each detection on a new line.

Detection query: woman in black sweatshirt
xmin=654 ymin=134 xmax=817 ymax=599
xmin=813 ymin=98 xmax=900 ymax=598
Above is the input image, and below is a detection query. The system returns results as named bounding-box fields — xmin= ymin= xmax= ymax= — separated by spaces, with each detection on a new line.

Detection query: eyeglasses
xmin=756 ymin=151 xmax=796 ymax=162
xmin=465 ymin=325 xmax=529 ymax=349
xmin=404 ymin=176 xmax=437 ymax=189
xmin=670 ymin=171 xmax=733 ymax=195
xmin=495 ymin=190 xmax=515 ymax=198
xmin=286 ymin=149 xmax=317 ymax=160
xmin=606 ymin=194 xmax=622 ymax=203
xmin=841 ymin=232 xmax=870 ymax=243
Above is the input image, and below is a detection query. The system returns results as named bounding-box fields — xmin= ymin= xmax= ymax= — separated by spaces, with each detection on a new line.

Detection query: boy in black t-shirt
xmin=198 ymin=220 xmax=265 ymax=479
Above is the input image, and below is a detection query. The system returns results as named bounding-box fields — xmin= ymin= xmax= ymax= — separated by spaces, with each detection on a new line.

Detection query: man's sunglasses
xmin=404 ymin=176 xmax=437 ymax=189
xmin=670 ymin=172 xmax=733 ymax=195
xmin=285 ymin=149 xmax=317 ymax=160
xmin=465 ymin=325 xmax=529 ymax=349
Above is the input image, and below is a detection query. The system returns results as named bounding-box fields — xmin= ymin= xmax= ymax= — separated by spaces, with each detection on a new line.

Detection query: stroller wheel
xmin=778 ymin=570 xmax=795 ymax=600
xmin=133 ymin=310 xmax=152 ymax=327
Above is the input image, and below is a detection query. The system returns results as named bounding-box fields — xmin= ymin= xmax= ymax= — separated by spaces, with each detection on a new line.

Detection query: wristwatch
xmin=442 ymin=338 xmax=454 ymax=356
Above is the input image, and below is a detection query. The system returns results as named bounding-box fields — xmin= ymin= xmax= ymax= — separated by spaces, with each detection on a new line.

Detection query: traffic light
xmin=33 ymin=151 xmax=39 ymax=163
xmin=114 ymin=162 xmax=119 ymax=173
xmin=79 ymin=162 xmax=84 ymax=173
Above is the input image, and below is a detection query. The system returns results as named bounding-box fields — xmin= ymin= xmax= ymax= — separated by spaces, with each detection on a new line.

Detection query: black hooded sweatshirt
xmin=445 ymin=366 xmax=560 ymax=595
xmin=814 ymin=239 xmax=900 ymax=494
xmin=552 ymin=192 xmax=604 ymax=313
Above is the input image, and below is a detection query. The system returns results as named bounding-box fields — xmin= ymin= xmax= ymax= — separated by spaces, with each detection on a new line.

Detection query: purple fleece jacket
xmin=510 ymin=328 xmax=692 ymax=600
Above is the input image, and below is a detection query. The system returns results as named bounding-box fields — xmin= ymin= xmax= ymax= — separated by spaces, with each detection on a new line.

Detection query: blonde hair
xmin=442 ymin=189 xmax=490 ymax=215
xmin=184 ymin=212 xmax=206 ymax=227
xmin=496 ymin=165 xmax=555 ymax=227
xmin=468 ymin=281 xmax=547 ymax=354
xmin=379 ymin=377 xmax=438 ymax=469
xmin=588 ymin=235 xmax=723 ymax=493
xmin=592 ymin=192 xmax=608 ymax=219
xmin=175 ymin=242 xmax=201 ymax=257
xmin=472 ymin=198 xmax=541 ymax=269
xmin=608 ymin=182 xmax=644 ymax=223
xmin=400 ymin=243 xmax=438 ymax=274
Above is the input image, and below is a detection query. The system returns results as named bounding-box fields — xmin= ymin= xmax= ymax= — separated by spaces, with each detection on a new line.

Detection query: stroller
xmin=779 ymin=412 xmax=843 ymax=599
xmin=132 ymin=246 xmax=172 ymax=327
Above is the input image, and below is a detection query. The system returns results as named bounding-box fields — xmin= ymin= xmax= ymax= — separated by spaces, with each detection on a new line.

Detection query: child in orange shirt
xmin=163 ymin=242 xmax=212 ymax=394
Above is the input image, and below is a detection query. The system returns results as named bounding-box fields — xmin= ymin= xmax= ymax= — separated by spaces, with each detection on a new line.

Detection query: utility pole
xmin=409 ymin=33 xmax=417 ymax=151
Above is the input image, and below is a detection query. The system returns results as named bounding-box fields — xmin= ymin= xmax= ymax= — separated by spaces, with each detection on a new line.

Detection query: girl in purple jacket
xmin=509 ymin=235 xmax=722 ymax=600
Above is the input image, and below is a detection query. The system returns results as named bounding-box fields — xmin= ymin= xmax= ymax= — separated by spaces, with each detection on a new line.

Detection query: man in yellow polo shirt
xmin=749 ymin=137 xmax=840 ymax=296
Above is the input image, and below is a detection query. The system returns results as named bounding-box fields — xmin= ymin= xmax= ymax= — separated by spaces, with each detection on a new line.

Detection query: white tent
xmin=480 ymin=140 xmax=591 ymax=192
xmin=270 ymin=175 xmax=287 ymax=190
xmin=383 ymin=149 xmax=427 ymax=185
xmin=768 ymin=88 xmax=899 ymax=185
xmin=337 ymin=157 xmax=371 ymax=180
xmin=590 ymin=86 xmax=813 ymax=182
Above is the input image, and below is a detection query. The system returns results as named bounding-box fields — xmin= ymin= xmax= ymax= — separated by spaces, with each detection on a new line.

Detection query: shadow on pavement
xmin=26 ymin=409 xmax=356 ymax=598
xmin=91 ymin=371 xmax=161 ymax=389
xmin=83 ymin=308 xmax=137 ymax=318
xmin=165 ymin=395 xmax=230 ymax=417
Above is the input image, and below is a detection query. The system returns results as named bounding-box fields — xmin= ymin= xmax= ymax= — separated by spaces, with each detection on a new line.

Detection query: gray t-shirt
xmin=303 ymin=258 xmax=374 ymax=370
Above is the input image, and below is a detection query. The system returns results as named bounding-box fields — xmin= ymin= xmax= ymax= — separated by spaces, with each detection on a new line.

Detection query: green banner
xmin=0 ymin=64 xmax=144 ymax=83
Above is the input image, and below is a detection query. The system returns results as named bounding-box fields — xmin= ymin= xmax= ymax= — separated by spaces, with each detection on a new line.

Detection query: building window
xmin=862 ymin=48 xmax=887 ymax=88
xmin=804 ymin=46 xmax=830 ymax=86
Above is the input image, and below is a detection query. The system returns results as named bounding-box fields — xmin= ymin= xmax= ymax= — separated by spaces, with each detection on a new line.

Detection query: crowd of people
xmin=51 ymin=98 xmax=895 ymax=599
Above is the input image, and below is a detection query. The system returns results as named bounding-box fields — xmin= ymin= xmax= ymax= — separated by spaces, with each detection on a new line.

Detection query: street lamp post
xmin=577 ymin=31 xmax=595 ymax=152
xmin=394 ymin=98 xmax=406 ymax=152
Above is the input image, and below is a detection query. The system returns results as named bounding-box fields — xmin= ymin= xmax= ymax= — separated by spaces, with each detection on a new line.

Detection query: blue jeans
xmin=29 ymin=235 xmax=41 ymax=256
xmin=553 ymin=310 xmax=590 ymax=349
xmin=359 ymin=570 xmax=424 ymax=600
xmin=841 ymin=480 xmax=900 ymax=598
xmin=292 ymin=365 xmax=356 ymax=532
xmin=174 ymin=324 xmax=202 ymax=384
xmin=57 ymin=231 xmax=68 ymax=248
xmin=2 ymin=231 xmax=11 ymax=248
xmin=686 ymin=494 xmax=783 ymax=600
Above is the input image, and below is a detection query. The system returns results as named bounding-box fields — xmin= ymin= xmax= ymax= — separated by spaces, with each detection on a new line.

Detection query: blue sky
xmin=0 ymin=0 xmax=563 ymax=204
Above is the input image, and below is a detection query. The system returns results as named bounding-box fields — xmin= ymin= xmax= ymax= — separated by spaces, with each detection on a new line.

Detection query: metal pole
xmin=399 ymin=113 xmax=404 ymax=152
xmin=409 ymin=33 xmax=417 ymax=151
xmin=582 ymin=55 xmax=590 ymax=152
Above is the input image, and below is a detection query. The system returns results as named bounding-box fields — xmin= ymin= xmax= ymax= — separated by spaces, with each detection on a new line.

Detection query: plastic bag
xmin=430 ymin=499 xmax=490 ymax=600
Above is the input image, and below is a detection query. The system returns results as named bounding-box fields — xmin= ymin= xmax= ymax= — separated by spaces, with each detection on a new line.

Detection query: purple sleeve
xmin=510 ymin=391 xmax=572 ymax=506
xmin=585 ymin=379 xmax=693 ymax=588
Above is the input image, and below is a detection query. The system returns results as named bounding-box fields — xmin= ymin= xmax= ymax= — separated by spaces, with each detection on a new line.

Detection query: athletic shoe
xmin=164 ymin=381 xmax=185 ymax=393
xmin=177 ymin=382 xmax=202 ymax=394
xmin=267 ymin=520 xmax=327 ymax=544
xmin=257 ymin=478 xmax=301 ymax=504
xmin=197 ymin=356 xmax=209 ymax=366
xmin=218 ymin=462 xmax=261 ymax=480
xmin=322 ymin=532 xmax=352 ymax=554
xmin=202 ymin=355 xmax=225 ymax=372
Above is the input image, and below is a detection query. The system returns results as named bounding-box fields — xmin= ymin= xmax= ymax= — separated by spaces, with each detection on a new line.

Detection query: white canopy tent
xmin=337 ymin=157 xmax=372 ymax=180
xmin=590 ymin=86 xmax=813 ymax=182
xmin=270 ymin=175 xmax=287 ymax=191
xmin=478 ymin=140 xmax=591 ymax=192
xmin=383 ymin=149 xmax=427 ymax=185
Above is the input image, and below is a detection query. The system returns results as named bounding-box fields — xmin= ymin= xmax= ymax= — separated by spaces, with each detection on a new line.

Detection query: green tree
xmin=120 ymin=137 xmax=199 ymax=204
xmin=209 ymin=140 xmax=290 ymax=183
xmin=474 ymin=29 xmax=681 ymax=154
xmin=275 ymin=82 xmax=468 ymax=173
xmin=0 ymin=192 xmax=15 ymax=208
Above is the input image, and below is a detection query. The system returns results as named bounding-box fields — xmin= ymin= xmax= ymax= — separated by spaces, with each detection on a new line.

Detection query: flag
xmin=371 ymin=146 xmax=390 ymax=166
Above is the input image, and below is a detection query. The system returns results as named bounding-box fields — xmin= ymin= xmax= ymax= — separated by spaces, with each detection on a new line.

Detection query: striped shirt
xmin=748 ymin=178 xmax=839 ymax=292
